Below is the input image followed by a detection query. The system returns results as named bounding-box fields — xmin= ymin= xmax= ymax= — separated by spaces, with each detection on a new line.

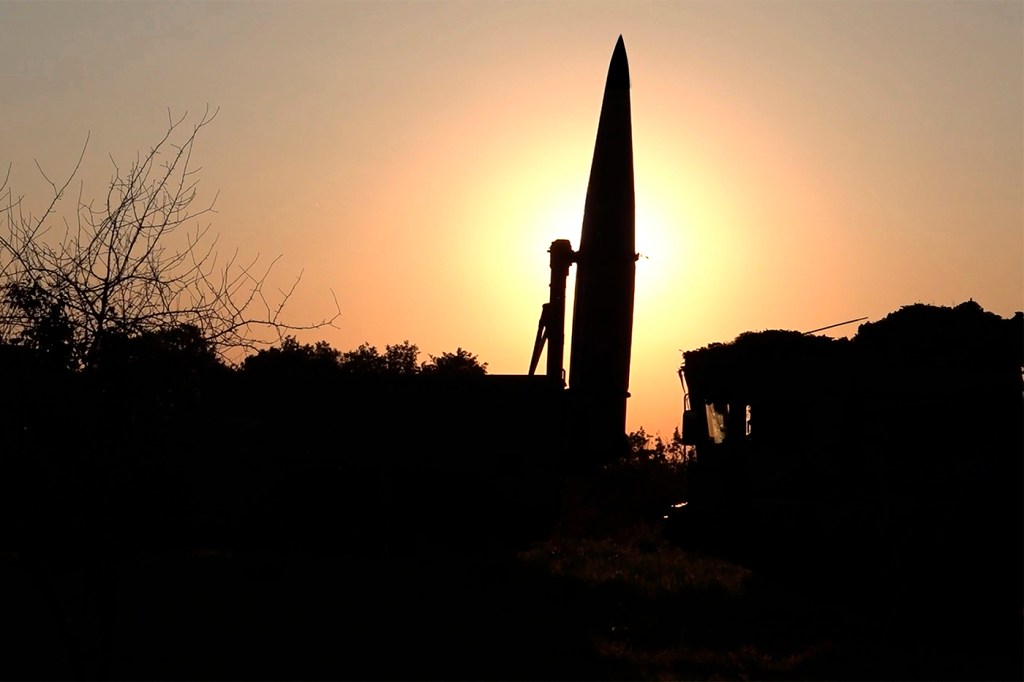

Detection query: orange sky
xmin=2 ymin=1 xmax=1021 ymax=439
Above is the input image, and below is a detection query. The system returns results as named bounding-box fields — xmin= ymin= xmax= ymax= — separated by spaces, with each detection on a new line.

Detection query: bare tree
xmin=0 ymin=107 xmax=338 ymax=367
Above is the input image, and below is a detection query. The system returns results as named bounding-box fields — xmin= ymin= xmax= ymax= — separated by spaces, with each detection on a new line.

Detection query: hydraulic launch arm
xmin=528 ymin=239 xmax=575 ymax=382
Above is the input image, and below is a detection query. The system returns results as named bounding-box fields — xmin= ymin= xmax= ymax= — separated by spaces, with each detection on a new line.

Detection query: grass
xmin=517 ymin=521 xmax=844 ymax=681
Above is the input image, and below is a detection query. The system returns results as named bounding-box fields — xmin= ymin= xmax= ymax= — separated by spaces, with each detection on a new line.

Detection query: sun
xmin=634 ymin=187 xmax=689 ymax=307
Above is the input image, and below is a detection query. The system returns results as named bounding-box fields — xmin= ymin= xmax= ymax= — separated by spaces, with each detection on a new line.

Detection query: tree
xmin=338 ymin=340 xmax=421 ymax=375
xmin=240 ymin=335 xmax=342 ymax=379
xmin=382 ymin=340 xmax=420 ymax=375
xmin=248 ymin=338 xmax=489 ymax=378
xmin=626 ymin=427 xmax=690 ymax=465
xmin=420 ymin=347 xmax=487 ymax=376
xmin=88 ymin=323 xmax=229 ymax=416
xmin=0 ymin=107 xmax=338 ymax=369
xmin=339 ymin=342 xmax=387 ymax=374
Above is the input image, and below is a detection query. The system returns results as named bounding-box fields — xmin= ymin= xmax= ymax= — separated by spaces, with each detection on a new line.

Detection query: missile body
xmin=568 ymin=36 xmax=636 ymax=458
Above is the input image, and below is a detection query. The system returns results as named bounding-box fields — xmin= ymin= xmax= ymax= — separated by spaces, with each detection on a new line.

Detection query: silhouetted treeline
xmin=0 ymin=329 xmax=583 ymax=680
xmin=1 ymin=331 xmax=571 ymax=557
xmin=240 ymin=337 xmax=488 ymax=379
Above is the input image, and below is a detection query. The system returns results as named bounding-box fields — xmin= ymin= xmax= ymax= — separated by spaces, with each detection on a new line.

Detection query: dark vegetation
xmin=1 ymin=303 xmax=1020 ymax=681
xmin=0 ymin=331 xmax=550 ymax=680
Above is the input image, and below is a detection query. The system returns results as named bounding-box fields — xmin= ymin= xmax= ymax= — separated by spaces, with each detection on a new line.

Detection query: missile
xmin=568 ymin=36 xmax=636 ymax=456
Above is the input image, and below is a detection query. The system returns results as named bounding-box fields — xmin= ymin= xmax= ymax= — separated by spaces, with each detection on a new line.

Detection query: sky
xmin=1 ymin=0 xmax=1021 ymax=439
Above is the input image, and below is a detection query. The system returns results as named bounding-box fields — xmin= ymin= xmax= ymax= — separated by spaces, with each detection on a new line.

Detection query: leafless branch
xmin=0 ymin=108 xmax=339 ymax=367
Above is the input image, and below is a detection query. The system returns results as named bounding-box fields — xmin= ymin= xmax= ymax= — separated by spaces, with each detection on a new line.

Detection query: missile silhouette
xmin=568 ymin=36 xmax=636 ymax=456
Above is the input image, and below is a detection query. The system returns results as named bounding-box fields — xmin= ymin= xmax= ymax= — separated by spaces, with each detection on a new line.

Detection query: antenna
xmin=803 ymin=317 xmax=868 ymax=335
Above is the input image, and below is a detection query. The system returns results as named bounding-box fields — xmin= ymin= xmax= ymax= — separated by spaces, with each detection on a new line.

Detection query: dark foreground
xmin=3 ymin=502 xmax=1020 ymax=681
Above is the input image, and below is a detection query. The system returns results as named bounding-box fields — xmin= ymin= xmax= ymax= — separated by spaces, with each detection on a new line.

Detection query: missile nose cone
xmin=568 ymin=34 xmax=636 ymax=457
xmin=606 ymin=35 xmax=630 ymax=91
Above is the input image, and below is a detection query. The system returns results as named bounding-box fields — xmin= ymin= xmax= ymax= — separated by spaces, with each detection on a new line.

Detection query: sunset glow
xmin=2 ymin=1 xmax=1020 ymax=438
